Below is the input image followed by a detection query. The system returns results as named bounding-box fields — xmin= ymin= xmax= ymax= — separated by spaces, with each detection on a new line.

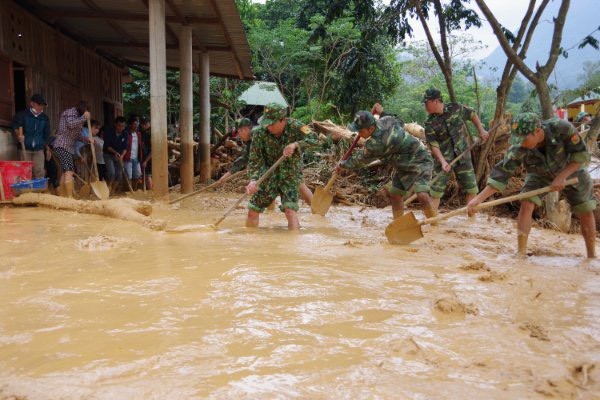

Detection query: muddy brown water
xmin=1 ymin=194 xmax=599 ymax=399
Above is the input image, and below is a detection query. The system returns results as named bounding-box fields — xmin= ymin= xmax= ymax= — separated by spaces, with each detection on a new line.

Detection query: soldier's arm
xmin=461 ymin=104 xmax=486 ymax=142
xmin=560 ymin=120 xmax=590 ymax=165
xmin=486 ymin=145 xmax=528 ymax=191
xmin=340 ymin=140 xmax=382 ymax=170
xmin=424 ymin=123 xmax=447 ymax=165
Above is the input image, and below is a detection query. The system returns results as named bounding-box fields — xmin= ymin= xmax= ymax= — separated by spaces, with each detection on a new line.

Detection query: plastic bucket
xmin=0 ymin=161 xmax=33 ymax=199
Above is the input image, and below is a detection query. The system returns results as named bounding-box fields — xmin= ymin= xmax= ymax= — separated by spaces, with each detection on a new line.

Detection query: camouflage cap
xmin=422 ymin=88 xmax=442 ymax=103
xmin=575 ymin=111 xmax=591 ymax=123
xmin=510 ymin=112 xmax=541 ymax=145
xmin=259 ymin=103 xmax=287 ymax=127
xmin=234 ymin=117 xmax=252 ymax=129
xmin=348 ymin=111 xmax=376 ymax=132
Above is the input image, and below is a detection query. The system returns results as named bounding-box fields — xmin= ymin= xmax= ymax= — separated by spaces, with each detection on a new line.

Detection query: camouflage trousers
xmin=521 ymin=169 xmax=596 ymax=215
xmin=387 ymin=148 xmax=433 ymax=197
xmin=430 ymin=157 xmax=478 ymax=198
xmin=248 ymin=172 xmax=300 ymax=213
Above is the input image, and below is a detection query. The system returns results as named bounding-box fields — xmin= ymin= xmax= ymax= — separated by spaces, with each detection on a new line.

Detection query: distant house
xmin=238 ymin=81 xmax=287 ymax=123
xmin=566 ymin=93 xmax=600 ymax=121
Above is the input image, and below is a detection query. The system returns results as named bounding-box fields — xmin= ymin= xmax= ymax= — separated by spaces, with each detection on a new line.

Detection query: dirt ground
xmin=0 ymin=194 xmax=599 ymax=399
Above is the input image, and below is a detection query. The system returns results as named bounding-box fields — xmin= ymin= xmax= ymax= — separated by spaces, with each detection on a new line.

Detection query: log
xmin=12 ymin=193 xmax=166 ymax=230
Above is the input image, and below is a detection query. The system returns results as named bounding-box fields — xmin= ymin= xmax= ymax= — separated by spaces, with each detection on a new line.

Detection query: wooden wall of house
xmin=0 ymin=0 xmax=123 ymax=131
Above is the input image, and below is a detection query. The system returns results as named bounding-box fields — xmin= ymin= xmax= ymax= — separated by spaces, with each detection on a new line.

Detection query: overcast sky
xmin=250 ymin=0 xmax=535 ymax=59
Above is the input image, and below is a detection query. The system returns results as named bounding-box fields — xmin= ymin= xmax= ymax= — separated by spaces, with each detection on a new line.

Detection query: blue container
xmin=10 ymin=178 xmax=49 ymax=195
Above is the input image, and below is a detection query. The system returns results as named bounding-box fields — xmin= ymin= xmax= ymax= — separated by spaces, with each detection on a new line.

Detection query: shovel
xmin=385 ymin=177 xmax=579 ymax=245
xmin=87 ymin=119 xmax=110 ymax=200
xmin=212 ymin=154 xmax=287 ymax=228
xmin=169 ymin=169 xmax=246 ymax=204
xmin=311 ymin=134 xmax=362 ymax=216
xmin=18 ymin=127 xmax=27 ymax=161
xmin=73 ymin=172 xmax=91 ymax=198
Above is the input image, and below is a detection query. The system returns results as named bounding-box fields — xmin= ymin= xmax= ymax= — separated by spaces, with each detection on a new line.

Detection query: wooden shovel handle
xmin=213 ymin=154 xmax=287 ymax=227
xmin=168 ymin=169 xmax=246 ymax=204
xmin=87 ymin=119 xmax=100 ymax=182
xmin=324 ymin=134 xmax=361 ymax=192
xmin=420 ymin=177 xmax=579 ymax=226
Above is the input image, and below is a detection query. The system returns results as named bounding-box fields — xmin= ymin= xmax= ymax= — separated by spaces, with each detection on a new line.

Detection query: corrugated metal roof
xmin=14 ymin=0 xmax=254 ymax=80
xmin=238 ymin=81 xmax=288 ymax=107
xmin=567 ymin=93 xmax=600 ymax=107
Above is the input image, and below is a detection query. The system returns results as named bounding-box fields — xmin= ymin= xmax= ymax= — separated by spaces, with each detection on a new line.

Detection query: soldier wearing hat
xmin=245 ymin=103 xmax=318 ymax=230
xmin=339 ymin=111 xmax=437 ymax=220
xmin=422 ymin=88 xmax=489 ymax=210
xmin=467 ymin=112 xmax=596 ymax=258
xmin=11 ymin=93 xmax=51 ymax=179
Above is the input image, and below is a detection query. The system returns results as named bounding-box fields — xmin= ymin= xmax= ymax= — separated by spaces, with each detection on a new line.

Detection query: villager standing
xmin=102 ymin=116 xmax=127 ymax=193
xmin=53 ymin=101 xmax=93 ymax=197
xmin=423 ymin=88 xmax=489 ymax=210
xmin=140 ymin=117 xmax=153 ymax=190
xmin=467 ymin=112 xmax=596 ymax=258
xmin=11 ymin=94 xmax=51 ymax=179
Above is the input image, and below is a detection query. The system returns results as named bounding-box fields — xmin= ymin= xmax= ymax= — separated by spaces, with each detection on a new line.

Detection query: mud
xmin=1 ymin=192 xmax=599 ymax=399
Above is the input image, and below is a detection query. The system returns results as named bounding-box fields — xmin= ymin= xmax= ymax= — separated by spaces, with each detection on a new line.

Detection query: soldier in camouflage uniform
xmin=340 ymin=111 xmax=437 ymax=220
xmin=467 ymin=112 xmax=597 ymax=258
xmin=218 ymin=118 xmax=313 ymax=205
xmin=245 ymin=103 xmax=319 ymax=230
xmin=423 ymin=88 xmax=489 ymax=210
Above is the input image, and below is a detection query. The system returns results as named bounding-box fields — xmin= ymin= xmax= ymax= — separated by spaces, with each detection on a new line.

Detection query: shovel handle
xmin=87 ymin=119 xmax=101 ymax=182
xmin=169 ymin=169 xmax=246 ymax=204
xmin=323 ymin=134 xmax=361 ymax=193
xmin=420 ymin=177 xmax=579 ymax=226
xmin=213 ymin=154 xmax=287 ymax=228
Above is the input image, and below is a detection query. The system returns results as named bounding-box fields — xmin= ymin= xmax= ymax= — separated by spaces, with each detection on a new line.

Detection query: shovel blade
xmin=385 ymin=212 xmax=423 ymax=245
xmin=91 ymin=180 xmax=110 ymax=200
xmin=311 ymin=186 xmax=334 ymax=216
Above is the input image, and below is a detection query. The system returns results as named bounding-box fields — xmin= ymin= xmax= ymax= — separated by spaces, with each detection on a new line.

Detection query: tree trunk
xmin=536 ymin=78 xmax=554 ymax=119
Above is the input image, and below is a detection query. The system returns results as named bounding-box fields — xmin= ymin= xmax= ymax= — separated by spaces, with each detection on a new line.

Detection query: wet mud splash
xmin=1 ymin=193 xmax=599 ymax=399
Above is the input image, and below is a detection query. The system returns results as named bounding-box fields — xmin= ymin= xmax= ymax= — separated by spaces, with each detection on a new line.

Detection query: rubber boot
xmin=517 ymin=233 xmax=528 ymax=258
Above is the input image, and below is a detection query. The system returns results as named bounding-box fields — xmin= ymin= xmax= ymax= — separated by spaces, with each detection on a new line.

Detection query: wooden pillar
xmin=179 ymin=25 xmax=194 ymax=194
xmin=198 ymin=52 xmax=211 ymax=183
xmin=149 ymin=0 xmax=168 ymax=197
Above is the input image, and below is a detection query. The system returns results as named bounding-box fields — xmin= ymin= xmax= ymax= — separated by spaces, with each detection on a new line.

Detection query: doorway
xmin=13 ymin=63 xmax=26 ymax=113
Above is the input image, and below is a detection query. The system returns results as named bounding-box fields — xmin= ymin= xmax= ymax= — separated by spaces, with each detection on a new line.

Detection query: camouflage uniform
xmin=247 ymin=103 xmax=318 ymax=212
xmin=423 ymin=89 xmax=479 ymax=198
xmin=488 ymin=113 xmax=596 ymax=215
xmin=342 ymin=115 xmax=433 ymax=196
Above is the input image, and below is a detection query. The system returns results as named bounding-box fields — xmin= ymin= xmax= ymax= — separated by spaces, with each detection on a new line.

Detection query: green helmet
xmin=259 ymin=103 xmax=287 ymax=127
xmin=348 ymin=111 xmax=376 ymax=132
xmin=575 ymin=111 xmax=591 ymax=123
xmin=422 ymin=88 xmax=442 ymax=103
xmin=510 ymin=112 xmax=541 ymax=145
xmin=235 ymin=117 xmax=252 ymax=129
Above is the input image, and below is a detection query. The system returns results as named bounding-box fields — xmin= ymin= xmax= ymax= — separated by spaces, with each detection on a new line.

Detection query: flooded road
xmin=1 ymin=194 xmax=599 ymax=399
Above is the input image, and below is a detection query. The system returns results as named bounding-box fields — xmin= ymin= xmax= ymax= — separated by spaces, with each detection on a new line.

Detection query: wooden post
xmin=179 ymin=25 xmax=194 ymax=194
xmin=198 ymin=52 xmax=211 ymax=183
xmin=149 ymin=0 xmax=168 ymax=197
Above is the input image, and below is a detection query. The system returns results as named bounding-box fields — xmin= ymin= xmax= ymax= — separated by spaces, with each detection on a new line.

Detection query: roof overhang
xmin=14 ymin=0 xmax=254 ymax=80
